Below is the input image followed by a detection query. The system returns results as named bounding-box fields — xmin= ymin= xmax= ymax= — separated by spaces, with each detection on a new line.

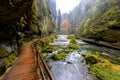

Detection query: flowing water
xmin=46 ymin=35 xmax=120 ymax=80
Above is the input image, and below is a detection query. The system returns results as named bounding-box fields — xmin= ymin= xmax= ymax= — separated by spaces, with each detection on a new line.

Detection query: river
xmin=45 ymin=35 xmax=120 ymax=80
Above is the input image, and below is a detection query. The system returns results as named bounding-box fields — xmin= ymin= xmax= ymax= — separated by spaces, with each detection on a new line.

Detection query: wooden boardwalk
xmin=2 ymin=40 xmax=40 ymax=80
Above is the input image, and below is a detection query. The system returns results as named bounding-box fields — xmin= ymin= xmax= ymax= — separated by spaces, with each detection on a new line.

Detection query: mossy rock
xmin=65 ymin=49 xmax=74 ymax=53
xmin=0 ymin=46 xmax=10 ymax=59
xmin=67 ymin=34 xmax=75 ymax=39
xmin=83 ymin=53 xmax=100 ymax=65
xmin=53 ymin=52 xmax=67 ymax=60
xmin=70 ymin=38 xmax=77 ymax=43
xmin=67 ymin=44 xmax=79 ymax=50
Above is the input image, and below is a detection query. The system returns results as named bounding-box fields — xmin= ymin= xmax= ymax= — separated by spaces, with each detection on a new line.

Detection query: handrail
xmin=39 ymin=53 xmax=55 ymax=80
xmin=34 ymin=44 xmax=54 ymax=80
xmin=35 ymin=44 xmax=46 ymax=80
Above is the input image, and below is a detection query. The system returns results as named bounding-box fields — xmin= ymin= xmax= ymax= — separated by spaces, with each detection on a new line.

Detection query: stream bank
xmin=77 ymin=37 xmax=120 ymax=50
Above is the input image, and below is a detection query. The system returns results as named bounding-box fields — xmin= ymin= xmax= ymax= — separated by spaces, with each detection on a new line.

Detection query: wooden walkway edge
xmin=2 ymin=40 xmax=39 ymax=80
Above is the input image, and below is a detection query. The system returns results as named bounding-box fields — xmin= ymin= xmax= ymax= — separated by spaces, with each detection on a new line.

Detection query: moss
xmin=83 ymin=52 xmax=100 ymax=64
xmin=42 ymin=53 xmax=48 ymax=59
xmin=3 ymin=54 xmax=16 ymax=68
xmin=53 ymin=52 xmax=67 ymax=60
xmin=0 ymin=46 xmax=10 ymax=59
xmin=42 ymin=46 xmax=50 ymax=53
xmin=102 ymin=29 xmax=120 ymax=42
xmin=65 ymin=49 xmax=74 ymax=53
xmin=0 ymin=54 xmax=16 ymax=76
xmin=70 ymin=38 xmax=77 ymax=44
xmin=83 ymin=52 xmax=120 ymax=80
xmin=36 ymin=35 xmax=57 ymax=53
xmin=100 ymin=54 xmax=120 ymax=65
xmin=90 ymin=61 xmax=120 ymax=80
xmin=37 ymin=35 xmax=56 ymax=47
xmin=67 ymin=44 xmax=79 ymax=50
xmin=67 ymin=34 xmax=75 ymax=39
xmin=41 ymin=45 xmax=57 ymax=53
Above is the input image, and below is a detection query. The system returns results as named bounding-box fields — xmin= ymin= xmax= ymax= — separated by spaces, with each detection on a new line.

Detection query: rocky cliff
xmin=0 ymin=0 xmax=55 ymax=45
xmin=46 ymin=0 xmax=57 ymax=22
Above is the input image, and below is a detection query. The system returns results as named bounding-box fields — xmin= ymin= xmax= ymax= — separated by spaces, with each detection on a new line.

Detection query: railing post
xmin=34 ymin=43 xmax=54 ymax=80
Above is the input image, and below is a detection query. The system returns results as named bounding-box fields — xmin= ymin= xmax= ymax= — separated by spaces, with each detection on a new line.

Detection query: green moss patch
xmin=41 ymin=45 xmax=57 ymax=53
xmin=52 ymin=52 xmax=67 ymax=60
xmin=100 ymin=54 xmax=120 ymax=65
xmin=83 ymin=52 xmax=120 ymax=80
xmin=90 ymin=60 xmax=120 ymax=80
xmin=36 ymin=35 xmax=57 ymax=53
xmin=67 ymin=34 xmax=75 ymax=39
xmin=70 ymin=38 xmax=77 ymax=44
xmin=67 ymin=44 xmax=79 ymax=50
xmin=42 ymin=53 xmax=48 ymax=59
xmin=0 ymin=54 xmax=16 ymax=76
xmin=82 ymin=52 xmax=100 ymax=65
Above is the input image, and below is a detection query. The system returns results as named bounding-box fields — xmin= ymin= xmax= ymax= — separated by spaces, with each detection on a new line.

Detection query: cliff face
xmin=68 ymin=0 xmax=95 ymax=27
xmin=0 ymin=0 xmax=55 ymax=44
xmin=68 ymin=0 xmax=120 ymax=43
xmin=46 ymin=0 xmax=57 ymax=22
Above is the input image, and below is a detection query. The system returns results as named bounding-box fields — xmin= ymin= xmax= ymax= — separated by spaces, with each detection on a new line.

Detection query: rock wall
xmin=0 ymin=0 xmax=55 ymax=44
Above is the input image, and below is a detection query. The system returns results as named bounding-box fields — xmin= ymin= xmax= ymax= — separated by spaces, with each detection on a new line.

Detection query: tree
xmin=57 ymin=9 xmax=61 ymax=32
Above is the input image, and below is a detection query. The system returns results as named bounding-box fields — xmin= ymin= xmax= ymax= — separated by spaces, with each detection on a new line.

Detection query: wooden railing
xmin=34 ymin=44 xmax=54 ymax=80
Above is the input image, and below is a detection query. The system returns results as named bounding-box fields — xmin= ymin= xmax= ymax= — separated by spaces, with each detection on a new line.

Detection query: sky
xmin=56 ymin=0 xmax=81 ymax=14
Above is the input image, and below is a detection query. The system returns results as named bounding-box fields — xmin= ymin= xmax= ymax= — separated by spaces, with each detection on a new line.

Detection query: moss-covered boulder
xmin=53 ymin=52 xmax=67 ymax=60
xmin=67 ymin=44 xmax=79 ymax=50
xmin=82 ymin=52 xmax=100 ymax=64
xmin=70 ymin=38 xmax=77 ymax=44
